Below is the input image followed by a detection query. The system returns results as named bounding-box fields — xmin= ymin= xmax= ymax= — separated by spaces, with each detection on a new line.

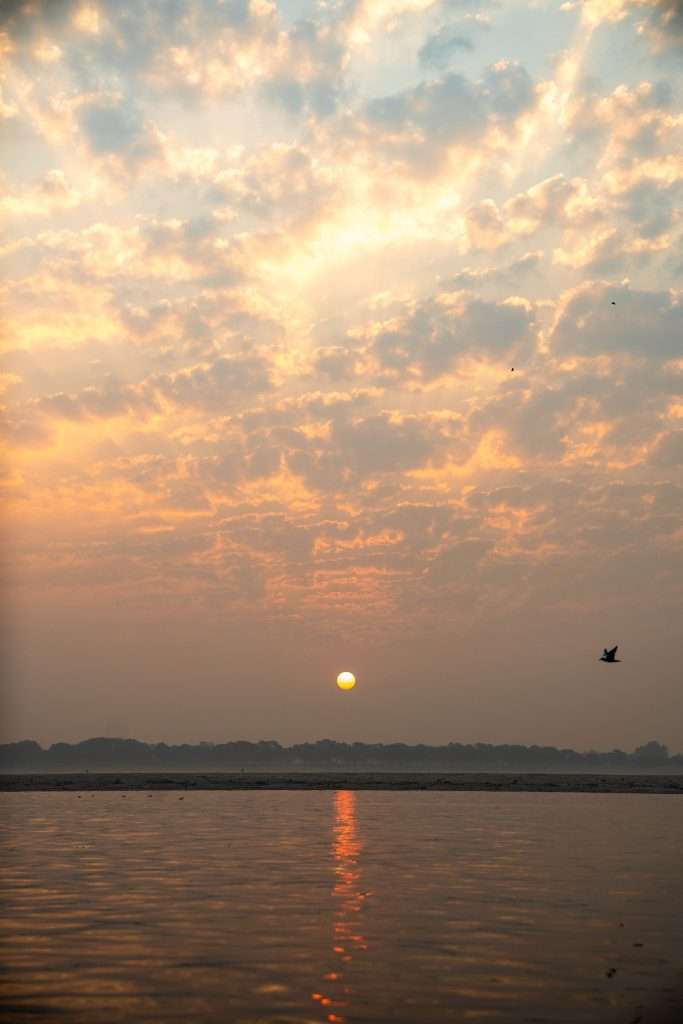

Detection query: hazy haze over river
xmin=1 ymin=792 xmax=681 ymax=1023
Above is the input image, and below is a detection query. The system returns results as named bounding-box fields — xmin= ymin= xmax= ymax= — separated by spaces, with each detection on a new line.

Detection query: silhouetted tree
xmin=0 ymin=737 xmax=680 ymax=772
xmin=633 ymin=740 xmax=669 ymax=764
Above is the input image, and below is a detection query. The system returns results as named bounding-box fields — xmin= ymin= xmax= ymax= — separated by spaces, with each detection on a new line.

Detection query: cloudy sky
xmin=2 ymin=0 xmax=682 ymax=749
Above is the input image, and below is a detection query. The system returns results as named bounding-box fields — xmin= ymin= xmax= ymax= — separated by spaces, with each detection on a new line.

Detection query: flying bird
xmin=600 ymin=646 xmax=620 ymax=663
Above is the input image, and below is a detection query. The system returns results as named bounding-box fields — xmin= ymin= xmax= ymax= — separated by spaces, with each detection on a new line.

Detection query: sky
xmin=1 ymin=0 xmax=682 ymax=750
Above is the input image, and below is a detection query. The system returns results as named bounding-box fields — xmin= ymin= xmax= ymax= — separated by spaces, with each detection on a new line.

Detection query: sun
xmin=336 ymin=671 xmax=356 ymax=691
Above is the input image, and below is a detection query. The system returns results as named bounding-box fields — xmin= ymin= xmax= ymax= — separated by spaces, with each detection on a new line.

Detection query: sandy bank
xmin=1 ymin=772 xmax=682 ymax=793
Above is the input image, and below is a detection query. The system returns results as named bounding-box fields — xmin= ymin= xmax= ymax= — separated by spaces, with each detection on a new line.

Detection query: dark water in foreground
xmin=1 ymin=792 xmax=681 ymax=1023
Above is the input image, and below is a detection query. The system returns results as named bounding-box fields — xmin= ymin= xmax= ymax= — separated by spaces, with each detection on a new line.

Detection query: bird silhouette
xmin=600 ymin=645 xmax=620 ymax=663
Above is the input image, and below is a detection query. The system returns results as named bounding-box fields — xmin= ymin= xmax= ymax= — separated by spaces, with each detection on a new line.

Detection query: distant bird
xmin=611 ymin=301 xmax=616 ymax=306
xmin=600 ymin=645 xmax=620 ymax=663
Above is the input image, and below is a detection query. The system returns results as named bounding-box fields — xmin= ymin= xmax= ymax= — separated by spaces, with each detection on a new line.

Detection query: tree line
xmin=0 ymin=737 xmax=679 ymax=772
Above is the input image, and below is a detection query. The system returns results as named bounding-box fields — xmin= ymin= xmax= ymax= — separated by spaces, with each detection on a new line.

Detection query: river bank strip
xmin=1 ymin=772 xmax=682 ymax=793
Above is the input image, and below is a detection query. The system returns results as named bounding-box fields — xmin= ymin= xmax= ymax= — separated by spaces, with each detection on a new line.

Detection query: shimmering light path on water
xmin=1 ymin=793 xmax=681 ymax=1023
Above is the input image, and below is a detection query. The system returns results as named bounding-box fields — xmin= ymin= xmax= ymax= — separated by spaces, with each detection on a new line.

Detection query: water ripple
xmin=1 ymin=792 xmax=681 ymax=1023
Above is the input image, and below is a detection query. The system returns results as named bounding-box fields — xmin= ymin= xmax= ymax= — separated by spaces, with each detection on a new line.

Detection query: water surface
xmin=1 ymin=792 xmax=681 ymax=1022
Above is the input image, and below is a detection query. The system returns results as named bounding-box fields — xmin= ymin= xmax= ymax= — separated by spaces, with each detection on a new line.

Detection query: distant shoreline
xmin=2 ymin=772 xmax=683 ymax=793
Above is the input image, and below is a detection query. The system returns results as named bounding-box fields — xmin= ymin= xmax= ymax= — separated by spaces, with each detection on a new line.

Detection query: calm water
xmin=1 ymin=792 xmax=682 ymax=1023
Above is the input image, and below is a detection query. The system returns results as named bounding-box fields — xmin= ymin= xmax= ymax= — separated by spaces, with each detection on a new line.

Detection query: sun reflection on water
xmin=311 ymin=790 xmax=369 ymax=1023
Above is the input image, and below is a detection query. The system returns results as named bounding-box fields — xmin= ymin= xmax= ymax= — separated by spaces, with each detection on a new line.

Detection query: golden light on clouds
xmin=1 ymin=0 xmax=682 ymax=748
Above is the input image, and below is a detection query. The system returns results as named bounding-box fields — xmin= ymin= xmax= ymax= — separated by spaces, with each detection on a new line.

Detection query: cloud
xmin=461 ymin=154 xmax=680 ymax=272
xmin=36 ymin=382 xmax=153 ymax=421
xmin=330 ymin=411 xmax=446 ymax=474
xmin=72 ymin=94 xmax=166 ymax=181
xmin=78 ymin=96 xmax=146 ymax=153
xmin=369 ymin=292 xmax=536 ymax=378
xmin=244 ymin=398 xmax=466 ymax=491
xmin=550 ymin=282 xmax=683 ymax=360
xmin=463 ymin=174 xmax=607 ymax=255
xmin=481 ymin=60 xmax=535 ymax=116
xmin=6 ymin=349 xmax=275 ymax=450
xmin=365 ymin=71 xmax=484 ymax=135
xmin=467 ymin=382 xmax=575 ymax=462
xmin=565 ymin=78 xmax=680 ymax=170
xmin=418 ymin=26 xmax=474 ymax=69
xmin=650 ymin=428 xmax=683 ymax=465
xmin=424 ymin=537 xmax=492 ymax=585
xmin=260 ymin=18 xmax=348 ymax=116
xmin=360 ymin=61 xmax=536 ymax=172
xmin=207 ymin=143 xmax=339 ymax=232
xmin=0 ymin=0 xmax=77 ymax=42
xmin=152 ymin=352 xmax=275 ymax=410
xmin=629 ymin=0 xmax=683 ymax=53
xmin=615 ymin=176 xmax=681 ymax=240
xmin=465 ymin=198 xmax=505 ymax=250
xmin=441 ymin=251 xmax=543 ymax=289
xmin=0 ymin=169 xmax=80 ymax=220
xmin=505 ymin=175 xmax=592 ymax=233
xmin=313 ymin=345 xmax=362 ymax=380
